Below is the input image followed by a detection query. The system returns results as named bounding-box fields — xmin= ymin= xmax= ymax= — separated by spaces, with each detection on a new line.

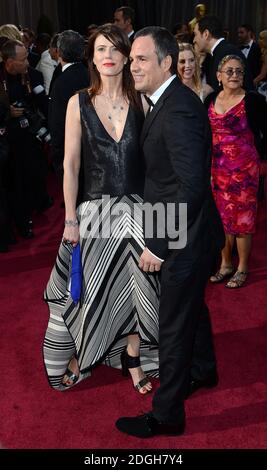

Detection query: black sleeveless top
xmin=79 ymin=91 xmax=145 ymax=201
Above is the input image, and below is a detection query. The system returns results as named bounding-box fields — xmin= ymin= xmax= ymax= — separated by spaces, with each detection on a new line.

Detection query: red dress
xmin=208 ymin=99 xmax=260 ymax=234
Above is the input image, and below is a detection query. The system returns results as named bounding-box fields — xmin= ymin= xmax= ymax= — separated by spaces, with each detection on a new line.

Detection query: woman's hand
xmin=62 ymin=224 xmax=79 ymax=247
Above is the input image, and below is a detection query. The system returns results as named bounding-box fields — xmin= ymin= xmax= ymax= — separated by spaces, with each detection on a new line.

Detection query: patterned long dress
xmin=208 ymin=98 xmax=260 ymax=234
xmin=43 ymin=92 xmax=160 ymax=390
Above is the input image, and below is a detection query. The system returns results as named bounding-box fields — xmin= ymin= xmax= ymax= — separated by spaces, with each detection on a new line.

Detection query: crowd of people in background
xmin=0 ymin=5 xmax=266 ymax=264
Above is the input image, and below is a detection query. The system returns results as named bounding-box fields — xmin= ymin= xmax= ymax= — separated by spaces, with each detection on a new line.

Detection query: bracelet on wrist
xmin=65 ymin=219 xmax=79 ymax=227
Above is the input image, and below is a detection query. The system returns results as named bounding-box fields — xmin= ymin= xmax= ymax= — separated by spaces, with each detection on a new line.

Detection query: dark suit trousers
xmin=152 ymin=244 xmax=217 ymax=423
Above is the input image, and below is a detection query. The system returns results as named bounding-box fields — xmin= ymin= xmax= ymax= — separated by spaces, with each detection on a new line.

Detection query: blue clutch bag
xmin=70 ymin=243 xmax=82 ymax=304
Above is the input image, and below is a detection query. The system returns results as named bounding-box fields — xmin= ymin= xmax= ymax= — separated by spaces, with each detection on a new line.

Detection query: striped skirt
xmin=43 ymin=195 xmax=160 ymax=390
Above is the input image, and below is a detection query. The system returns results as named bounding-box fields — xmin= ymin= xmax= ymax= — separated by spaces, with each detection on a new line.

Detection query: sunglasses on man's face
xmin=221 ymin=68 xmax=244 ymax=77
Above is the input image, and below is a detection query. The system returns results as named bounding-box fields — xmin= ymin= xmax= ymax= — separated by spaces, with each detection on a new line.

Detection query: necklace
xmin=102 ymin=94 xmax=125 ymax=120
xmin=95 ymin=93 xmax=127 ymax=136
xmin=97 ymin=94 xmax=127 ymax=134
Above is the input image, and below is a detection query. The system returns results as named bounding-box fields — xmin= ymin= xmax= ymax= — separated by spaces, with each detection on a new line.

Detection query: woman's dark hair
xmin=87 ymin=23 xmax=140 ymax=109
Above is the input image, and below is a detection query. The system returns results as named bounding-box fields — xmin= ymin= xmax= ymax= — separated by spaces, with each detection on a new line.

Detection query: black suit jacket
xmin=142 ymin=77 xmax=224 ymax=260
xmin=48 ymin=63 xmax=62 ymax=97
xmin=49 ymin=62 xmax=89 ymax=170
xmin=244 ymin=42 xmax=262 ymax=80
xmin=208 ymin=40 xmax=254 ymax=91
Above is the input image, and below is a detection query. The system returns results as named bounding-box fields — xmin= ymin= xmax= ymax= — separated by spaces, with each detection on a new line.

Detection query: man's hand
xmin=139 ymin=247 xmax=162 ymax=272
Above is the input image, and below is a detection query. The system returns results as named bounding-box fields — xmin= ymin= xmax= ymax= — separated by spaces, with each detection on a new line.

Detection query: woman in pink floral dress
xmin=205 ymin=55 xmax=267 ymax=287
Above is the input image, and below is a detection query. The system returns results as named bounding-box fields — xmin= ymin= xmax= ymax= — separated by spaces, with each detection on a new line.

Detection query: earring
xmin=218 ymin=80 xmax=221 ymax=87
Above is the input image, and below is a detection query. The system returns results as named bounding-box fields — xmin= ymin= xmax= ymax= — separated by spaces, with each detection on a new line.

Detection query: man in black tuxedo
xmin=114 ymin=6 xmax=135 ymax=44
xmin=194 ymin=16 xmax=254 ymax=91
xmin=116 ymin=27 xmax=225 ymax=438
xmin=49 ymin=30 xmax=89 ymax=179
xmin=237 ymin=24 xmax=262 ymax=80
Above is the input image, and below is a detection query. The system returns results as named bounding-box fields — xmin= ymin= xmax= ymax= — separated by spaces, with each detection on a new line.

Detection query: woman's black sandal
xmin=120 ymin=347 xmax=151 ymax=393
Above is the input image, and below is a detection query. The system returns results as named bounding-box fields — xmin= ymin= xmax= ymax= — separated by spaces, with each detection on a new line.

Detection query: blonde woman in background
xmin=0 ymin=24 xmax=22 ymax=62
xmin=0 ymin=24 xmax=21 ymax=41
xmin=177 ymin=42 xmax=213 ymax=101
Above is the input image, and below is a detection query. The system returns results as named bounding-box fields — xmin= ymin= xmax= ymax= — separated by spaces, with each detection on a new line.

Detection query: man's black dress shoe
xmin=186 ymin=368 xmax=218 ymax=398
xmin=116 ymin=412 xmax=185 ymax=438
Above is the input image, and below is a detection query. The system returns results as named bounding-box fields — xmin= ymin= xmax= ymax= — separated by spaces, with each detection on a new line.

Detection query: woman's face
xmin=217 ymin=59 xmax=244 ymax=90
xmin=177 ymin=50 xmax=196 ymax=81
xmin=93 ymin=34 xmax=126 ymax=77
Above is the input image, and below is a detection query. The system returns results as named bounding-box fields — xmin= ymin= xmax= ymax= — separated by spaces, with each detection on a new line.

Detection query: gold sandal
xmin=225 ymin=271 xmax=248 ymax=289
xmin=210 ymin=266 xmax=234 ymax=283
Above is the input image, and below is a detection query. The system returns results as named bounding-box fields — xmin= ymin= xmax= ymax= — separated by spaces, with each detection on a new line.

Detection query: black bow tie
xmin=143 ymin=95 xmax=154 ymax=108
xmin=241 ymin=45 xmax=250 ymax=50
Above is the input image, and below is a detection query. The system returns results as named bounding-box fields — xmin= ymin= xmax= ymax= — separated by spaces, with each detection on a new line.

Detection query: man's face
xmin=49 ymin=46 xmax=58 ymax=61
xmin=237 ymin=27 xmax=250 ymax=45
xmin=130 ymin=35 xmax=170 ymax=96
xmin=114 ymin=11 xmax=127 ymax=31
xmin=193 ymin=23 xmax=208 ymax=53
xmin=8 ymin=45 xmax=29 ymax=74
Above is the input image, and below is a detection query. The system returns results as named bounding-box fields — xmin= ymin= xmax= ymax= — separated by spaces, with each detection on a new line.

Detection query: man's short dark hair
xmin=197 ymin=15 xmax=224 ymax=39
xmin=239 ymin=24 xmax=254 ymax=34
xmin=134 ymin=26 xmax=178 ymax=75
xmin=115 ymin=6 xmax=135 ymax=25
xmin=57 ymin=30 xmax=85 ymax=63
xmin=36 ymin=33 xmax=51 ymax=50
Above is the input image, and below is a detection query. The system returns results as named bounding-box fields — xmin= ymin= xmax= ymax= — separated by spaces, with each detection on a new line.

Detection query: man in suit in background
xmin=49 ymin=30 xmax=89 ymax=181
xmin=113 ymin=6 xmax=135 ymax=44
xmin=194 ymin=15 xmax=254 ymax=91
xmin=47 ymin=33 xmax=61 ymax=97
xmin=116 ymin=26 xmax=224 ymax=438
xmin=237 ymin=24 xmax=262 ymax=80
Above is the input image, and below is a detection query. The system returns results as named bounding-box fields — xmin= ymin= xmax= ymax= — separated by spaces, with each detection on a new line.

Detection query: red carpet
xmin=1 ymin=174 xmax=267 ymax=449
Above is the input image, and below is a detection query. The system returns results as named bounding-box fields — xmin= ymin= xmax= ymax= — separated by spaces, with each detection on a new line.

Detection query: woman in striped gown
xmin=43 ymin=24 xmax=160 ymax=392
